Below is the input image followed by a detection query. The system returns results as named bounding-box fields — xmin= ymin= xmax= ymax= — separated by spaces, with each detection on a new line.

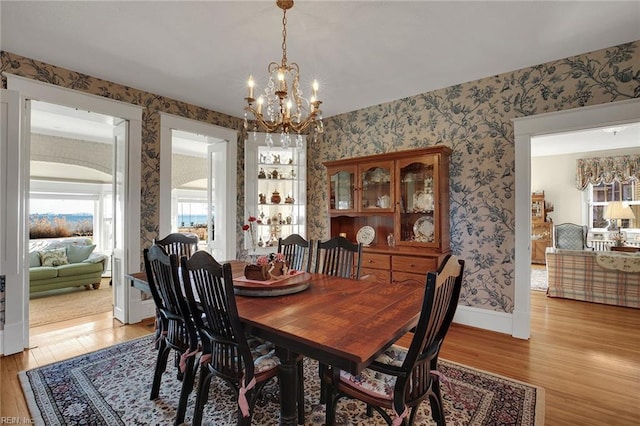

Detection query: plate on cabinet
xmin=413 ymin=216 xmax=434 ymax=242
xmin=356 ymin=226 xmax=375 ymax=246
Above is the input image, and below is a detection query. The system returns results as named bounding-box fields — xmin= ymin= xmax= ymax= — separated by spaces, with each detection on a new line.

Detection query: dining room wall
xmin=307 ymin=41 xmax=639 ymax=313
xmin=1 ymin=41 xmax=638 ymax=325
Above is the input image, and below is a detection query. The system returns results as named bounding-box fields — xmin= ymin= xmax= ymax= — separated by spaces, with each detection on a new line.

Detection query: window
xmin=590 ymin=180 xmax=639 ymax=229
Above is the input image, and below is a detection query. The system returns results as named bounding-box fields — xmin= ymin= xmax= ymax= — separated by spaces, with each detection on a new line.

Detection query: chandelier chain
xmin=281 ymin=9 xmax=288 ymax=66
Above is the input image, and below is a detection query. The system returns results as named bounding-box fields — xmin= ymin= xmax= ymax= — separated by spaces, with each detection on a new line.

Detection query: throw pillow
xmin=28 ymin=251 xmax=41 ymax=267
xmin=66 ymin=244 xmax=96 ymax=264
xmin=39 ymin=247 xmax=69 ymax=267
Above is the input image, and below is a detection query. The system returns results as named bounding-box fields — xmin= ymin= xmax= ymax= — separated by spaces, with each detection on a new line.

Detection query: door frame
xmin=512 ymin=98 xmax=640 ymax=339
xmin=159 ymin=112 xmax=238 ymax=259
xmin=4 ymin=74 xmax=142 ymax=351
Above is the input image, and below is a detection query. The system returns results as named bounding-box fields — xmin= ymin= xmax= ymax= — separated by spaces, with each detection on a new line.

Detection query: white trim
xmin=453 ymin=306 xmax=513 ymax=335
xmin=2 ymin=78 xmax=143 ymax=351
xmin=512 ymin=98 xmax=640 ymax=340
xmin=4 ymin=74 xmax=143 ymax=119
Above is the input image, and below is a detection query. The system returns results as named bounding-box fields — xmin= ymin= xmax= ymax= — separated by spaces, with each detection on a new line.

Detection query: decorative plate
xmin=413 ymin=216 xmax=434 ymax=242
xmin=356 ymin=226 xmax=375 ymax=246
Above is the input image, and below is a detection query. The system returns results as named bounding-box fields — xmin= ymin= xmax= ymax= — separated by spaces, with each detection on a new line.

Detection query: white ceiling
xmin=2 ymin=0 xmax=640 ymax=121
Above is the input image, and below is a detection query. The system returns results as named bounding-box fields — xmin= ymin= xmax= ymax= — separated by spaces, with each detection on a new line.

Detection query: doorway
xmin=512 ymin=98 xmax=640 ymax=339
xmin=28 ymin=100 xmax=116 ymax=333
xmin=159 ymin=113 xmax=237 ymax=261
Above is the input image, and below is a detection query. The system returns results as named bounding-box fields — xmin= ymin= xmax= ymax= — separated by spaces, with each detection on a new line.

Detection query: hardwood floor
xmin=2 ymin=291 xmax=639 ymax=425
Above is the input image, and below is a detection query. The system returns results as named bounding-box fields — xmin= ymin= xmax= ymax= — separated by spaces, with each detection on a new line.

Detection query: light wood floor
xmin=2 ymin=291 xmax=639 ymax=425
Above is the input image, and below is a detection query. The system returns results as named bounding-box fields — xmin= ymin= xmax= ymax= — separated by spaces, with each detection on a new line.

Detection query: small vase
xmin=271 ymin=191 xmax=281 ymax=204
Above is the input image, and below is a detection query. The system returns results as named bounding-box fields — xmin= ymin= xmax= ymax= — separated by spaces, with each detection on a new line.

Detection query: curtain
xmin=575 ymin=154 xmax=640 ymax=190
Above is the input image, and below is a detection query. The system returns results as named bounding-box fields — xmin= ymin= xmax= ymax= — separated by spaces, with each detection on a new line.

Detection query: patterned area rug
xmin=530 ymin=268 xmax=548 ymax=292
xmin=20 ymin=335 xmax=544 ymax=425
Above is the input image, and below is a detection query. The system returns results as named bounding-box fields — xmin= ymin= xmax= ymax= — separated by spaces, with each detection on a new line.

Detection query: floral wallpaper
xmin=0 ymin=40 xmax=639 ymax=333
xmin=307 ymin=41 xmax=639 ymax=313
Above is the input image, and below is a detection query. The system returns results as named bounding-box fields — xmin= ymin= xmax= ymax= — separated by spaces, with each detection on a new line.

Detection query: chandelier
xmin=243 ymin=0 xmax=324 ymax=148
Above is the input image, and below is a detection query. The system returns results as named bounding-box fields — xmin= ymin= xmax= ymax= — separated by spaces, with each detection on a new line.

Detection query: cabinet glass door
xmin=328 ymin=166 xmax=356 ymax=211
xmin=360 ymin=161 xmax=393 ymax=211
xmin=397 ymin=156 xmax=437 ymax=246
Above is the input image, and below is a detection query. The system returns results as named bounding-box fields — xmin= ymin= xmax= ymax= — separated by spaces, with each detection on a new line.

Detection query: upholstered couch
xmin=545 ymin=248 xmax=639 ymax=308
xmin=29 ymin=237 xmax=107 ymax=294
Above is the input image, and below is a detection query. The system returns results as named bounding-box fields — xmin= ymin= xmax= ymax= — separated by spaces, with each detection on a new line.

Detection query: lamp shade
xmin=603 ymin=201 xmax=636 ymax=220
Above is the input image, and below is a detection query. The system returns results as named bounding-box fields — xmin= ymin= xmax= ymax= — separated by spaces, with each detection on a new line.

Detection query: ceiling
xmin=2 ymin=1 xmax=639 ymax=121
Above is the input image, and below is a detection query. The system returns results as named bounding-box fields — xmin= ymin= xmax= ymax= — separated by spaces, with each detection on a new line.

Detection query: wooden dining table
xmin=127 ymin=261 xmax=426 ymax=425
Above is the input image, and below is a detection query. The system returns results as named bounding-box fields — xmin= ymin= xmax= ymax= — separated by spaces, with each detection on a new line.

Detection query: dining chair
xmin=143 ymin=244 xmax=199 ymax=426
xmin=154 ymin=232 xmax=199 ymax=258
xmin=277 ymin=233 xmax=313 ymax=272
xmin=323 ymin=254 xmax=465 ymax=426
xmin=313 ymin=235 xmax=363 ymax=402
xmin=314 ymin=236 xmax=363 ymax=279
xmin=152 ymin=232 xmax=199 ymax=350
xmin=181 ymin=250 xmax=304 ymax=425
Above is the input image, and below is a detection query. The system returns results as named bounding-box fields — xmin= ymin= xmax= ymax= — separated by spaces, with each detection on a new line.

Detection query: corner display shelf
xmin=324 ymin=146 xmax=451 ymax=285
xmin=245 ymin=133 xmax=307 ymax=255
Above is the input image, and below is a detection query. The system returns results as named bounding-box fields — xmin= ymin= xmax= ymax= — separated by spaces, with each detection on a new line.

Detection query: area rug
xmin=29 ymin=279 xmax=112 ymax=327
xmin=20 ymin=335 xmax=544 ymax=425
xmin=530 ymin=268 xmax=548 ymax=292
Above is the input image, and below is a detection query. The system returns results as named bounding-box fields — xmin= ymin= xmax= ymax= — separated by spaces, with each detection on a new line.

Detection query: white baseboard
xmin=453 ymin=305 xmax=516 ymax=336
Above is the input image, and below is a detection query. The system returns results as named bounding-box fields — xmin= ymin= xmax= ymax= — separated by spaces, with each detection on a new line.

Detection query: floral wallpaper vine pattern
xmin=307 ymin=42 xmax=639 ymax=313
xmin=1 ymin=41 xmax=639 ymax=331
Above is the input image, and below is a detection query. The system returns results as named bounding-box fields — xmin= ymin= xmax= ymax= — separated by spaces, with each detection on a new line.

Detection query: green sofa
xmin=29 ymin=237 xmax=107 ymax=294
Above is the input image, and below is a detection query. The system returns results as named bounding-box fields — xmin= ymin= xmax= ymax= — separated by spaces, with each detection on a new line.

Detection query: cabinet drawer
xmin=361 ymin=253 xmax=391 ymax=270
xmin=392 ymin=270 xmax=426 ymax=285
xmin=392 ymin=256 xmax=437 ymax=274
xmin=361 ymin=267 xmax=391 ymax=283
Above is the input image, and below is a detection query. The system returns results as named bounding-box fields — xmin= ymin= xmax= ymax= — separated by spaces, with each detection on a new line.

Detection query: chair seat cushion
xmin=339 ymin=344 xmax=407 ymax=400
xmin=247 ymin=336 xmax=279 ymax=373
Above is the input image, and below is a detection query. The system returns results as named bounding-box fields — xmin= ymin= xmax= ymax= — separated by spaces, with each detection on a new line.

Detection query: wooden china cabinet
xmin=324 ymin=146 xmax=451 ymax=284
xmin=531 ymin=191 xmax=553 ymax=264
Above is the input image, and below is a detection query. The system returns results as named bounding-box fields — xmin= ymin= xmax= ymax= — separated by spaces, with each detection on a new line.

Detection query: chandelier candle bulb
xmin=257 ymin=96 xmax=263 ymax=114
xmin=248 ymin=75 xmax=254 ymax=99
xmin=312 ymin=79 xmax=318 ymax=97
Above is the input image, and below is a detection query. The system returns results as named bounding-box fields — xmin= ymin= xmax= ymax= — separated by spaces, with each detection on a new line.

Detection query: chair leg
xmin=319 ymin=362 xmax=327 ymax=404
xmin=192 ymin=366 xmax=213 ymax=426
xmin=325 ymin=388 xmax=339 ymax=426
xmin=174 ymin=356 xmax=196 ymax=426
xmin=429 ymin=377 xmax=446 ymax=426
xmin=297 ymin=359 xmax=305 ymax=424
xmin=150 ymin=341 xmax=170 ymax=400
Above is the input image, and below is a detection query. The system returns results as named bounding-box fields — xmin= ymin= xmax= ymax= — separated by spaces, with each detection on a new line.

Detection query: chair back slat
xmin=181 ymin=251 xmax=253 ymax=382
xmin=278 ymin=234 xmax=313 ymax=272
xmin=314 ymin=236 xmax=362 ymax=279
xmin=154 ymin=232 xmax=199 ymax=258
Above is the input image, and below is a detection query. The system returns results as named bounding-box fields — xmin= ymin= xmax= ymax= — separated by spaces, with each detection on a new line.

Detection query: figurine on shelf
xmin=285 ymin=195 xmax=294 ymax=204
xmin=271 ymin=169 xmax=279 ymax=179
xmin=272 ymin=154 xmax=281 ymax=164
xmin=258 ymin=168 xmax=266 ymax=179
xmin=271 ymin=190 xmax=281 ymax=204
xmin=259 ymin=193 xmax=267 ymax=204
xmin=288 ymin=158 xmax=293 ymax=165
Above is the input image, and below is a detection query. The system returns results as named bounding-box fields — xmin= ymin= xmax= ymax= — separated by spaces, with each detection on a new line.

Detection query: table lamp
xmin=603 ymin=201 xmax=636 ymax=231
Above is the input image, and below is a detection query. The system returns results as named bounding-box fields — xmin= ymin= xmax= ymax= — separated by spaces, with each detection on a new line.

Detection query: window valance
xmin=576 ymin=154 xmax=640 ymax=190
